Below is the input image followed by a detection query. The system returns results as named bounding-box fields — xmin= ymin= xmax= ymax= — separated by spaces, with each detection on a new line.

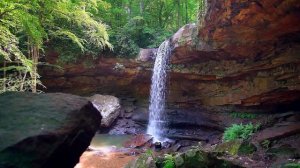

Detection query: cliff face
xmin=168 ymin=0 xmax=300 ymax=109
xmin=41 ymin=0 xmax=300 ymax=112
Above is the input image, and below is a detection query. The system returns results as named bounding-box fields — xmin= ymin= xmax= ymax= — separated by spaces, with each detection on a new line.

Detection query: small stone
xmin=155 ymin=142 xmax=162 ymax=149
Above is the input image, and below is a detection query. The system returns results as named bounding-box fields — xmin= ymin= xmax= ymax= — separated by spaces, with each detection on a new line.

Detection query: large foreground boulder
xmin=0 ymin=92 xmax=102 ymax=168
xmin=89 ymin=94 xmax=121 ymax=127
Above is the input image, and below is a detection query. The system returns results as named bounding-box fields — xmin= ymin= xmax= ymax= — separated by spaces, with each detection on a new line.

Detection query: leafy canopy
xmin=97 ymin=0 xmax=204 ymax=57
xmin=0 ymin=0 xmax=111 ymax=92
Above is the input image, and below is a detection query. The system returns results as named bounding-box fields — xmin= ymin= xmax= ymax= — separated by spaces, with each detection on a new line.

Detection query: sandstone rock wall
xmin=41 ymin=0 xmax=300 ymax=112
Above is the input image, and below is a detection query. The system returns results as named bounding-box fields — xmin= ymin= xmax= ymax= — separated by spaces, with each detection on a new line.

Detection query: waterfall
xmin=147 ymin=40 xmax=171 ymax=142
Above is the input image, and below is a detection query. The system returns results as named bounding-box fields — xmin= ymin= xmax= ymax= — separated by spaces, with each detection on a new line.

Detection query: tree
xmin=0 ymin=0 xmax=111 ymax=93
xmin=97 ymin=0 xmax=202 ymax=57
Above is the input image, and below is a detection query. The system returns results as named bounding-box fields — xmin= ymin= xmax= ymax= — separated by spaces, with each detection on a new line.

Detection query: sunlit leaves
xmin=0 ymin=0 xmax=112 ymax=92
xmin=51 ymin=29 xmax=86 ymax=52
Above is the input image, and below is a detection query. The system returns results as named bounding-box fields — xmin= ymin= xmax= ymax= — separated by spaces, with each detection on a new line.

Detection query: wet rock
xmin=252 ymin=123 xmax=300 ymax=143
xmin=124 ymin=106 xmax=136 ymax=113
xmin=0 ymin=92 xmax=101 ymax=168
xmin=89 ymin=94 xmax=121 ymax=127
xmin=123 ymin=134 xmax=152 ymax=148
xmin=125 ymin=113 xmax=133 ymax=119
xmin=172 ymin=144 xmax=182 ymax=152
xmin=132 ymin=109 xmax=222 ymax=131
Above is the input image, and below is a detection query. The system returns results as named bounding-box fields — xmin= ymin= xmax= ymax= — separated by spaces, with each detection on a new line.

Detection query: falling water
xmin=147 ymin=40 xmax=171 ymax=142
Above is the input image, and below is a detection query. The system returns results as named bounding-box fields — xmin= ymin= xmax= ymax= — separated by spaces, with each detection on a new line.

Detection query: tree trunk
xmin=140 ymin=0 xmax=144 ymax=16
xmin=158 ymin=0 xmax=164 ymax=28
xmin=20 ymin=72 xmax=27 ymax=91
xmin=185 ymin=0 xmax=188 ymax=24
xmin=177 ymin=0 xmax=181 ymax=28
xmin=30 ymin=44 xmax=39 ymax=93
xmin=3 ymin=61 xmax=6 ymax=92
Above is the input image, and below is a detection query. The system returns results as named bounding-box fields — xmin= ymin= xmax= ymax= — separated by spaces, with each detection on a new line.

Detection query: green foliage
xmin=97 ymin=0 xmax=203 ymax=57
xmin=284 ymin=163 xmax=300 ymax=168
xmin=163 ymin=154 xmax=175 ymax=168
xmin=223 ymin=123 xmax=260 ymax=142
xmin=261 ymin=140 xmax=271 ymax=149
xmin=0 ymin=74 xmax=44 ymax=93
xmin=230 ymin=112 xmax=257 ymax=119
xmin=0 ymin=0 xmax=111 ymax=92
xmin=111 ymin=16 xmax=173 ymax=57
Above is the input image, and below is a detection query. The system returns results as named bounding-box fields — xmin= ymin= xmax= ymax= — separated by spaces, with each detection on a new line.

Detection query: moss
xmin=284 ymin=163 xmax=300 ymax=168
xmin=266 ymin=145 xmax=299 ymax=159
xmin=214 ymin=140 xmax=243 ymax=155
xmin=214 ymin=140 xmax=256 ymax=156
xmin=230 ymin=112 xmax=257 ymax=119
xmin=238 ymin=143 xmax=256 ymax=155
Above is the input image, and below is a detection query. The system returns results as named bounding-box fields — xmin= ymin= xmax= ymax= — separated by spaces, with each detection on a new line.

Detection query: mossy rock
xmin=126 ymin=153 xmax=157 ymax=168
xmin=174 ymin=153 xmax=185 ymax=167
xmin=129 ymin=148 xmax=243 ymax=168
xmin=214 ymin=140 xmax=256 ymax=155
xmin=182 ymin=149 xmax=210 ymax=168
xmin=214 ymin=140 xmax=243 ymax=155
xmin=175 ymin=148 xmax=242 ymax=168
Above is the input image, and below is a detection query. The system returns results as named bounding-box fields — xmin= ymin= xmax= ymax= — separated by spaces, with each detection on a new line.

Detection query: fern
xmin=223 ymin=123 xmax=260 ymax=142
xmin=0 ymin=0 xmax=112 ymax=92
xmin=51 ymin=29 xmax=85 ymax=52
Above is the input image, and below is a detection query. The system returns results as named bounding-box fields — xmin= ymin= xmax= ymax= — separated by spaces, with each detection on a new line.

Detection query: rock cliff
xmin=41 ymin=0 xmax=300 ymax=112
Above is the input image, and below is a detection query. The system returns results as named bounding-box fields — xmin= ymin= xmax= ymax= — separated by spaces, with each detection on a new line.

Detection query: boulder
xmin=0 ymin=92 xmax=101 ymax=168
xmin=137 ymin=48 xmax=157 ymax=62
xmin=89 ymin=94 xmax=121 ymax=127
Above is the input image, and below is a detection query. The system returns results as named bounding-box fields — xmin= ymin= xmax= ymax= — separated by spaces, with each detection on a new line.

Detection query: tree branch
xmin=0 ymin=7 xmax=20 ymax=19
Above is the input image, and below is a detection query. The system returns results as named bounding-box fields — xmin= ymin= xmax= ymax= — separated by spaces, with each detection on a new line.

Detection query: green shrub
xmin=163 ymin=154 xmax=175 ymax=168
xmin=223 ymin=123 xmax=260 ymax=142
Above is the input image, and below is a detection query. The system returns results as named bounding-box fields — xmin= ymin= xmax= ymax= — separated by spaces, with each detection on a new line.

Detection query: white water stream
xmin=147 ymin=40 xmax=171 ymax=142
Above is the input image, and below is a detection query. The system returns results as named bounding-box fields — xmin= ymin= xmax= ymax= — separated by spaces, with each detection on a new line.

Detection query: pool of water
xmin=89 ymin=134 xmax=133 ymax=152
